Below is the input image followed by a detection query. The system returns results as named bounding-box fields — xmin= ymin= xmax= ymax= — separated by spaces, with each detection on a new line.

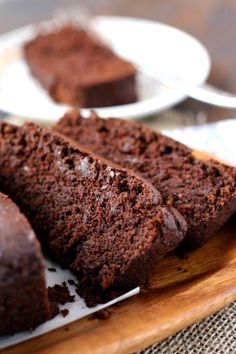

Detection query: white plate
xmin=0 ymin=16 xmax=211 ymax=123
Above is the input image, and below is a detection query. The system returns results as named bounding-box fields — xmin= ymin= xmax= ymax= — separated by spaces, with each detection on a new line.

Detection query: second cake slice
xmin=0 ymin=121 xmax=186 ymax=305
xmin=54 ymin=110 xmax=236 ymax=249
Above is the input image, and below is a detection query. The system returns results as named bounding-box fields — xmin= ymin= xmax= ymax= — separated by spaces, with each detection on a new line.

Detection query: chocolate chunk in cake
xmin=0 ymin=192 xmax=49 ymax=335
xmin=24 ymin=26 xmax=137 ymax=108
xmin=0 ymin=121 xmax=186 ymax=305
xmin=54 ymin=110 xmax=236 ymax=248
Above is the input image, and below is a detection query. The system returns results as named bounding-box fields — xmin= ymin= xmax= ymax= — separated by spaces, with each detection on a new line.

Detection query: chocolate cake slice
xmin=53 ymin=110 xmax=236 ymax=249
xmin=24 ymin=25 xmax=137 ymax=108
xmin=0 ymin=192 xmax=49 ymax=335
xmin=0 ymin=122 xmax=186 ymax=305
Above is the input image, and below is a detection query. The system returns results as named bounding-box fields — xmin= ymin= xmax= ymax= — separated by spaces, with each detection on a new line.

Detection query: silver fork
xmin=53 ymin=6 xmax=236 ymax=109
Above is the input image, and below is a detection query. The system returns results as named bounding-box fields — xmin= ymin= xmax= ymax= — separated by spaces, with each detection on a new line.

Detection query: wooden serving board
xmin=3 ymin=151 xmax=236 ymax=354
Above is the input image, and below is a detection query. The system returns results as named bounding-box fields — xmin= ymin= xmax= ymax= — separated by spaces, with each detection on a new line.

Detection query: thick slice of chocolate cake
xmin=0 ymin=122 xmax=186 ymax=305
xmin=53 ymin=110 xmax=236 ymax=249
xmin=0 ymin=192 xmax=49 ymax=335
xmin=24 ymin=26 xmax=137 ymax=108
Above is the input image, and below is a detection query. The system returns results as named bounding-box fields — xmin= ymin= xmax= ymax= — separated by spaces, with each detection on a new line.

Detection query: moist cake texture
xmin=24 ymin=26 xmax=137 ymax=108
xmin=0 ymin=192 xmax=49 ymax=335
xmin=0 ymin=121 xmax=186 ymax=305
xmin=54 ymin=110 xmax=236 ymax=248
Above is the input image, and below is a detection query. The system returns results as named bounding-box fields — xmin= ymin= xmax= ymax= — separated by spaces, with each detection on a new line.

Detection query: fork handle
xmin=138 ymin=66 xmax=236 ymax=109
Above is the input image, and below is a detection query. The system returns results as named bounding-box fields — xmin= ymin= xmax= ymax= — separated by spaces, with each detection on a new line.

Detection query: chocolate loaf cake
xmin=54 ymin=110 xmax=236 ymax=248
xmin=0 ymin=122 xmax=186 ymax=305
xmin=0 ymin=192 xmax=49 ymax=335
xmin=24 ymin=26 xmax=137 ymax=108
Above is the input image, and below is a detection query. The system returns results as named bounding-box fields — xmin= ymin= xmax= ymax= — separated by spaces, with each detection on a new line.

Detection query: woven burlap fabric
xmin=137 ymin=300 xmax=236 ymax=354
